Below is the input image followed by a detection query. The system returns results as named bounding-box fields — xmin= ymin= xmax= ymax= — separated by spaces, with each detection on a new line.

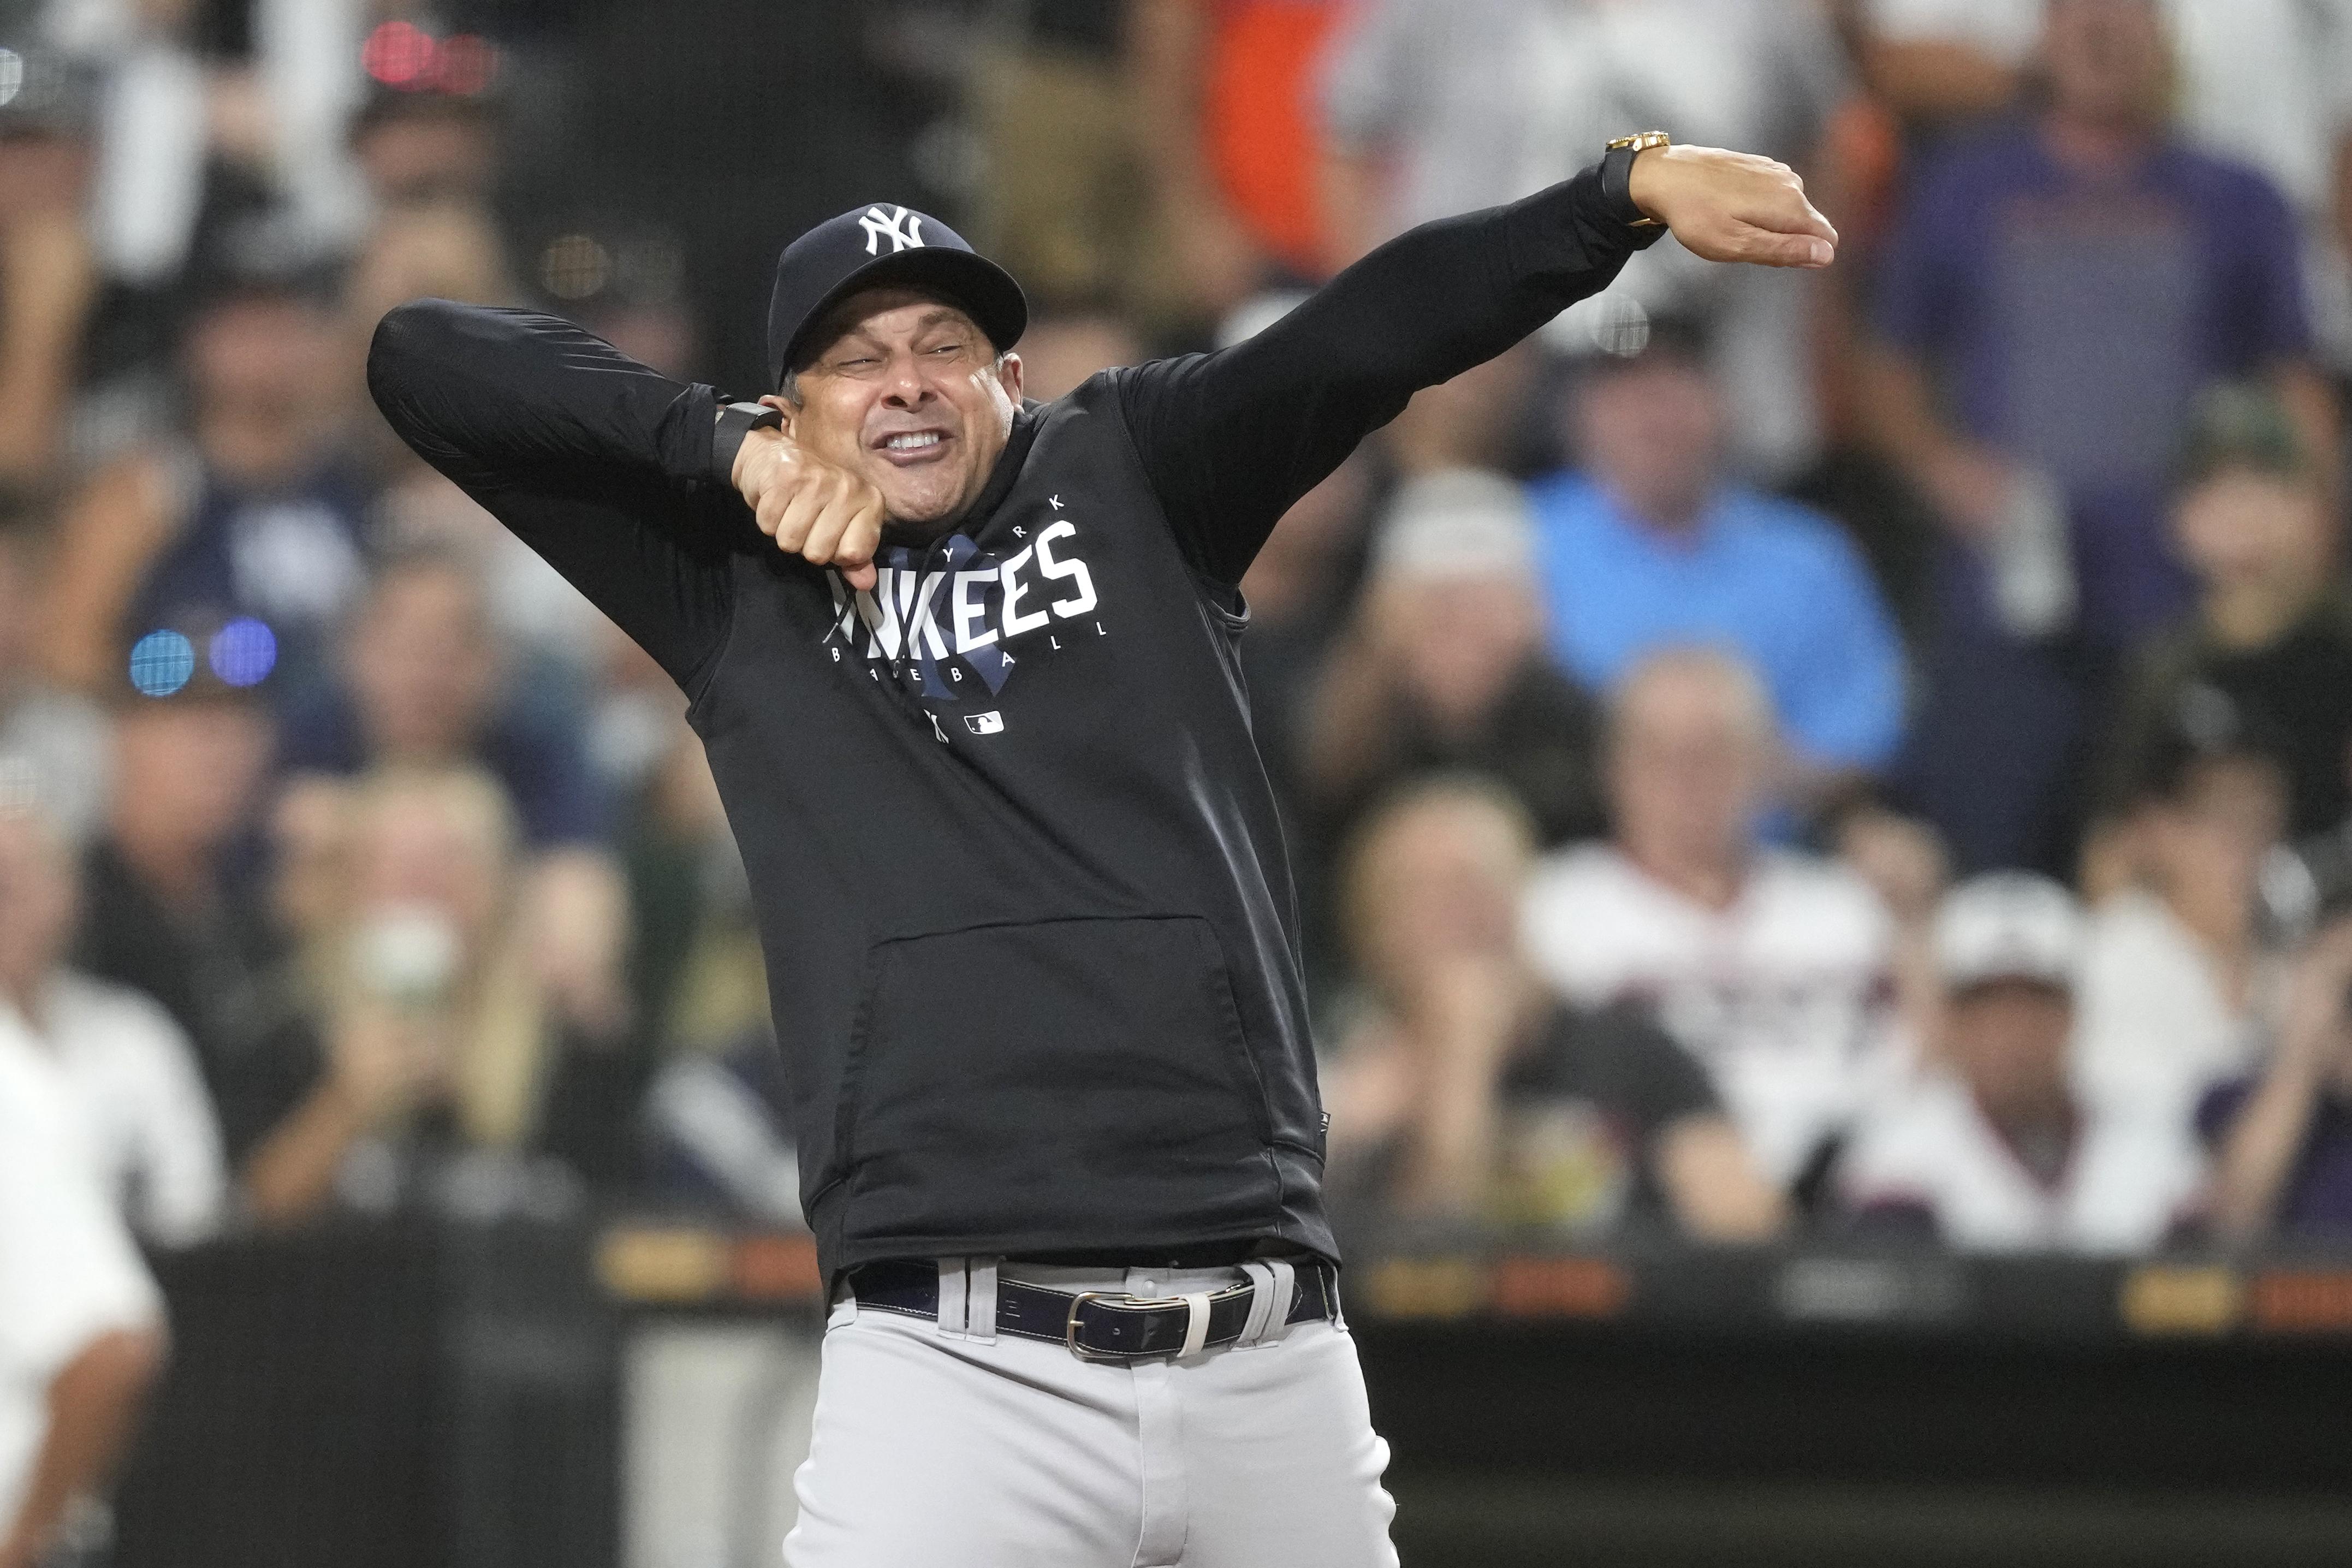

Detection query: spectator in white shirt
xmin=0 ymin=805 xmax=226 ymax=1248
xmin=1838 ymin=873 xmax=2204 ymax=1251
xmin=1522 ymin=646 xmax=1902 ymax=1192
xmin=0 ymin=1007 xmax=167 ymax=1568
xmin=2076 ymin=732 xmax=2289 ymax=1122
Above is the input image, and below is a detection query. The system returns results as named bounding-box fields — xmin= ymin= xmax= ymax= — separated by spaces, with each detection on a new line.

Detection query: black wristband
xmin=712 ymin=400 xmax=785 ymax=485
xmin=1598 ymin=145 xmax=1670 ymax=248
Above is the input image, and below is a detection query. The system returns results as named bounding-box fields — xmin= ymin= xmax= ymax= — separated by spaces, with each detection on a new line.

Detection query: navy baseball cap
xmin=765 ymin=204 xmax=1028 ymax=390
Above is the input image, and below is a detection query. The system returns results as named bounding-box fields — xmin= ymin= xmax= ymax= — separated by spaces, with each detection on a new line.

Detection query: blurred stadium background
xmin=6 ymin=1 xmax=2352 ymax=1564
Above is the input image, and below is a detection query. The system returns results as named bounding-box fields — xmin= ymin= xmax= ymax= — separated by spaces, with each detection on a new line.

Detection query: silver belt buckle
xmin=1065 ymin=1283 xmax=1260 ymax=1362
xmin=1065 ymin=1289 xmax=1184 ymax=1363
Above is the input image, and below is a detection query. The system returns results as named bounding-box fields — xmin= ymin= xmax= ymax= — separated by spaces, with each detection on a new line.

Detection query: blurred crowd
xmin=4 ymin=0 xmax=2352 ymax=1393
xmin=10 ymin=0 xmax=2352 ymax=1553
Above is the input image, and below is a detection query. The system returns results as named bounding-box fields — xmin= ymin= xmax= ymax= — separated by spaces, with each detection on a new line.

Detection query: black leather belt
xmin=847 ymin=1257 xmax=1339 ymax=1363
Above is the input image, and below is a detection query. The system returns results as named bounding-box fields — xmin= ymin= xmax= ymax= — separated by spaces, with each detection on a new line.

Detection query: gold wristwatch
xmin=1605 ymin=132 xmax=1671 ymax=228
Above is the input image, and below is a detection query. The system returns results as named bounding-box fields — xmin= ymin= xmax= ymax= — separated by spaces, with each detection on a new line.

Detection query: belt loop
xmin=1237 ymin=1261 xmax=1278 ymax=1347
xmin=936 ymin=1257 xmax=969 ymax=1339
xmin=1261 ymin=1258 xmax=1298 ymax=1344
xmin=1326 ymin=1261 xmax=1346 ymax=1331
xmin=1177 ymin=1291 xmax=1214 ymax=1359
xmin=966 ymin=1258 xmax=999 ymax=1344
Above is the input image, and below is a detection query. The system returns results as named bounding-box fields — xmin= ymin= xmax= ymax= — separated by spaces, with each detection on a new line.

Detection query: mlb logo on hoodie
xmin=964 ymin=711 xmax=1005 ymax=735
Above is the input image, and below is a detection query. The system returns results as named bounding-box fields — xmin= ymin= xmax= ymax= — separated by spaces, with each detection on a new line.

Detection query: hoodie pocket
xmin=829 ymin=914 xmax=1278 ymax=1249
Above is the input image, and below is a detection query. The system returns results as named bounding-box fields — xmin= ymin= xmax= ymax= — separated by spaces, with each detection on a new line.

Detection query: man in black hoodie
xmin=369 ymin=136 xmax=1833 ymax=1567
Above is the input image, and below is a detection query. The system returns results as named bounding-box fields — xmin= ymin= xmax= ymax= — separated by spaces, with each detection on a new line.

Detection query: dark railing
xmin=106 ymin=1220 xmax=2352 ymax=1568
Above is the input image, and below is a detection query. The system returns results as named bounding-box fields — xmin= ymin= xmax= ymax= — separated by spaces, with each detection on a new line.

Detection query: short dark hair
xmin=2121 ymin=686 xmax=2291 ymax=814
xmin=2174 ymin=383 xmax=2311 ymax=492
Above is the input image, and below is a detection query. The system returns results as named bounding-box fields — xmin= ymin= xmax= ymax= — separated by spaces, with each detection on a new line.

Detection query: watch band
xmin=712 ymin=399 xmax=785 ymax=484
xmin=1602 ymin=131 xmax=1671 ymax=231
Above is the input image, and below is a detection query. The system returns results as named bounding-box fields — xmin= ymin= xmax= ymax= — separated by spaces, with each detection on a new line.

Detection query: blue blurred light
xmin=208 ymin=617 xmax=278 ymax=687
xmin=128 ymin=631 xmax=196 ymax=697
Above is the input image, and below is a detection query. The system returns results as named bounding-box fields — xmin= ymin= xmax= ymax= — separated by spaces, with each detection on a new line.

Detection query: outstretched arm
xmin=367 ymin=300 xmax=758 ymax=697
xmin=1118 ymin=144 xmax=1838 ymax=585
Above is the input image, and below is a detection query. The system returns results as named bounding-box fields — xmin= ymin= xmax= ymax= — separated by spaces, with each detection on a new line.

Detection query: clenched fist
xmin=1628 ymin=144 xmax=1839 ymax=270
xmin=732 ymin=413 xmax=888 ymax=591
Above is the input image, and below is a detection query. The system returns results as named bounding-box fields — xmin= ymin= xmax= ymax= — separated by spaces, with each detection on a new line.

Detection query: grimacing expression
xmin=778 ymin=289 xmax=1024 ymax=533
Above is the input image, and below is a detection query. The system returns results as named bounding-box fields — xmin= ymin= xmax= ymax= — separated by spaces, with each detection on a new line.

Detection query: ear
xmin=995 ymin=351 xmax=1025 ymax=406
xmin=758 ymin=391 xmax=797 ymax=437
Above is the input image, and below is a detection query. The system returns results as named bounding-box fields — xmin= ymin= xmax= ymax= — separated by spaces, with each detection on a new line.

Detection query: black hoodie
xmin=367 ymin=164 xmax=1657 ymax=1285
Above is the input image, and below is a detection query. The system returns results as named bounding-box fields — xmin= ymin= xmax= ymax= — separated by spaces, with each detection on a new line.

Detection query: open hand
xmin=1628 ymin=144 xmax=1838 ymax=269
xmin=732 ymin=412 xmax=887 ymax=592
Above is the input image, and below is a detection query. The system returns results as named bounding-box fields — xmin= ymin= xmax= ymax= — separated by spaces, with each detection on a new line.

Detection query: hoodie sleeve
xmin=1114 ymin=162 xmax=1661 ymax=587
xmin=366 ymin=298 xmax=759 ymax=698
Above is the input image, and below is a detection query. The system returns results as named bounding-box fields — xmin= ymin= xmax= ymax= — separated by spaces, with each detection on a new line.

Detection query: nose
xmin=880 ymin=353 xmax=934 ymax=409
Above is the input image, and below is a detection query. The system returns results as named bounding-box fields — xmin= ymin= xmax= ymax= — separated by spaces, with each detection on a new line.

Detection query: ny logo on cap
xmin=859 ymin=205 xmax=926 ymax=256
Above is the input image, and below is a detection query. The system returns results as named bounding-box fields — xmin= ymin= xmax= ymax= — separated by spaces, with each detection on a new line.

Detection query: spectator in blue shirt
xmin=1529 ymin=316 xmax=1907 ymax=801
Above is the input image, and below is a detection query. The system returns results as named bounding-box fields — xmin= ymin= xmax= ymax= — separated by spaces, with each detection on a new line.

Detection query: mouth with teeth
xmin=875 ymin=428 xmax=952 ymax=466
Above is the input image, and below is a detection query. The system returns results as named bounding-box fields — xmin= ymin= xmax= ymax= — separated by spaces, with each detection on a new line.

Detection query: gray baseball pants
xmin=782 ymin=1257 xmax=1400 ymax=1567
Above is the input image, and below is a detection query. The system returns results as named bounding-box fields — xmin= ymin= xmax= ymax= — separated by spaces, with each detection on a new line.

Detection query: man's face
xmin=2173 ymin=469 xmax=2333 ymax=602
xmin=188 ymin=295 xmax=347 ymax=482
xmin=780 ymin=289 xmax=1024 ymax=533
xmin=354 ymin=107 xmax=498 ymax=208
xmin=1572 ymin=354 xmax=1721 ymax=526
xmin=2044 ymin=0 xmax=2170 ymax=129
xmin=1946 ymin=979 xmax=2075 ymax=1116
xmin=2143 ymin=756 xmax=2288 ymax=922
xmin=1351 ymin=797 xmax=1528 ymax=989
xmin=1607 ymin=662 xmax=1770 ymax=869
xmin=111 ymin=700 xmax=272 ymax=857
xmin=1382 ymin=574 xmax=1541 ymax=731
xmin=348 ymin=566 xmax=498 ymax=761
